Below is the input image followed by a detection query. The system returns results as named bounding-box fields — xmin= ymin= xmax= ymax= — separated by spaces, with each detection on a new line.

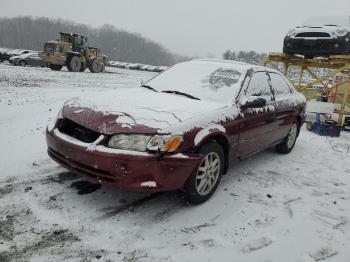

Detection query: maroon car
xmin=46 ymin=59 xmax=306 ymax=204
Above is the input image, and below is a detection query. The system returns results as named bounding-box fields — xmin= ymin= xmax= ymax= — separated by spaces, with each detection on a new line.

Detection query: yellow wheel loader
xmin=39 ymin=32 xmax=108 ymax=73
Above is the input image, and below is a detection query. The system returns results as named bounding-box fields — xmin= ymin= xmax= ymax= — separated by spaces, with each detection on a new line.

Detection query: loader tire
xmin=88 ymin=59 xmax=102 ymax=73
xmin=67 ymin=56 xmax=82 ymax=72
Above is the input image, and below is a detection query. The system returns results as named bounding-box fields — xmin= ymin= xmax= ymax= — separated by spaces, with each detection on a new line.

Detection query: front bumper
xmin=46 ymin=129 xmax=203 ymax=192
xmin=283 ymin=36 xmax=350 ymax=57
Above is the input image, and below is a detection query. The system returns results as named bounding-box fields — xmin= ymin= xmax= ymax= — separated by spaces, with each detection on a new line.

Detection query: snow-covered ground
xmin=0 ymin=63 xmax=350 ymax=262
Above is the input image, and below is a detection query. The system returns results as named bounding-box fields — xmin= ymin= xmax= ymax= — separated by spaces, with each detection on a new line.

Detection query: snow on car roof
xmin=193 ymin=59 xmax=253 ymax=69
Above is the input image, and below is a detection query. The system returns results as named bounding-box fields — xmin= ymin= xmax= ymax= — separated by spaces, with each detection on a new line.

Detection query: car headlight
xmin=287 ymin=29 xmax=296 ymax=37
xmin=108 ymin=134 xmax=152 ymax=151
xmin=146 ymin=135 xmax=183 ymax=152
xmin=335 ymin=28 xmax=348 ymax=37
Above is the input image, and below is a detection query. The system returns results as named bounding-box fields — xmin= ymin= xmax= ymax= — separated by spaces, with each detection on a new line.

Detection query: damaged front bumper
xmin=46 ymin=128 xmax=203 ymax=192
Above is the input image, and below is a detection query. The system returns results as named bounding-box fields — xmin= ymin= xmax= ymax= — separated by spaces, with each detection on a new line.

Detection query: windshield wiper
xmin=161 ymin=90 xmax=200 ymax=100
xmin=141 ymin=85 xmax=158 ymax=92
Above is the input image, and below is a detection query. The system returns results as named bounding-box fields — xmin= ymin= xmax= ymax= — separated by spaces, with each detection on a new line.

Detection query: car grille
xmin=295 ymin=32 xmax=331 ymax=38
xmin=58 ymin=118 xmax=100 ymax=143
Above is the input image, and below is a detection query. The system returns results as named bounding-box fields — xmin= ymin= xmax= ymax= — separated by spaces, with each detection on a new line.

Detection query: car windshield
xmin=143 ymin=61 xmax=247 ymax=103
xmin=302 ymin=16 xmax=350 ymax=27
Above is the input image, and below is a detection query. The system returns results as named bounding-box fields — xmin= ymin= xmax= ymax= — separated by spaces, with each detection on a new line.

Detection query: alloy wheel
xmin=196 ymin=152 xmax=221 ymax=196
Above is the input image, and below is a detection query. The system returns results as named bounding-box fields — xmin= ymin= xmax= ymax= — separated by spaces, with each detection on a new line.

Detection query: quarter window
xmin=246 ymin=72 xmax=272 ymax=100
xmin=269 ymin=73 xmax=292 ymax=96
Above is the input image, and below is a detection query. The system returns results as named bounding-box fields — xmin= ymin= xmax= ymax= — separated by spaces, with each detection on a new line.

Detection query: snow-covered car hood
xmin=61 ymin=88 xmax=229 ymax=135
xmin=289 ymin=25 xmax=350 ymax=39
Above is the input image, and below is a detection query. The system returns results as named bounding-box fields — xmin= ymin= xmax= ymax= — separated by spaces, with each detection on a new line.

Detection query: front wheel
xmin=276 ymin=122 xmax=299 ymax=154
xmin=184 ymin=142 xmax=224 ymax=204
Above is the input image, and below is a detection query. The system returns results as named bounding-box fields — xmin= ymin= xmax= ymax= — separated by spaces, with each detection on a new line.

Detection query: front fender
xmin=193 ymin=124 xmax=227 ymax=148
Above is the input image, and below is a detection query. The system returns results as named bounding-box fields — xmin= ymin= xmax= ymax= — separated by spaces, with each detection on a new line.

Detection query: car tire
xmin=19 ymin=60 xmax=27 ymax=67
xmin=306 ymin=122 xmax=313 ymax=131
xmin=276 ymin=121 xmax=299 ymax=154
xmin=49 ymin=64 xmax=63 ymax=71
xmin=184 ymin=142 xmax=224 ymax=204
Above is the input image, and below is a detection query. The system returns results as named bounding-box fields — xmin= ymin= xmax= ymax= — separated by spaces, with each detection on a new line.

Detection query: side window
xmin=246 ymin=72 xmax=272 ymax=100
xmin=59 ymin=46 xmax=64 ymax=53
xmin=269 ymin=73 xmax=292 ymax=96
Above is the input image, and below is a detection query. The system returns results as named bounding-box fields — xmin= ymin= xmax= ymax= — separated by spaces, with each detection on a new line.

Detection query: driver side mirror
xmin=240 ymin=96 xmax=267 ymax=110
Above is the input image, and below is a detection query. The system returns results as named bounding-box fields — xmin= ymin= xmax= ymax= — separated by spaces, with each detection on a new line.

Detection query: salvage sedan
xmin=46 ymin=59 xmax=306 ymax=204
xmin=284 ymin=16 xmax=350 ymax=58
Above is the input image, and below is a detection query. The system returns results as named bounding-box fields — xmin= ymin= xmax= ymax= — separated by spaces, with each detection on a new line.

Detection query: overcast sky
xmin=1 ymin=0 xmax=349 ymax=57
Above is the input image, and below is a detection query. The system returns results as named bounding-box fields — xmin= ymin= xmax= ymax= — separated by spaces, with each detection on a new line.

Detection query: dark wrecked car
xmin=283 ymin=15 xmax=350 ymax=58
xmin=46 ymin=59 xmax=306 ymax=204
xmin=1 ymin=49 xmax=32 ymax=61
xmin=10 ymin=52 xmax=48 ymax=67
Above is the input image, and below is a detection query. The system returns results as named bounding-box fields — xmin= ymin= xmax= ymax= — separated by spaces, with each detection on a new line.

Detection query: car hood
xmin=290 ymin=25 xmax=349 ymax=37
xmin=61 ymin=88 xmax=228 ymax=135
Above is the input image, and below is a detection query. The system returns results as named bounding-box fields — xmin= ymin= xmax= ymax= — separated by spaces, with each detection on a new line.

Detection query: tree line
xmin=222 ymin=50 xmax=266 ymax=64
xmin=0 ymin=16 xmax=184 ymax=66
xmin=0 ymin=16 xmax=271 ymax=66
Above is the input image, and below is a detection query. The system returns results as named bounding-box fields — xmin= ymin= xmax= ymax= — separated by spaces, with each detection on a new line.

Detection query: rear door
xmin=268 ymin=72 xmax=296 ymax=141
xmin=237 ymin=71 xmax=276 ymax=157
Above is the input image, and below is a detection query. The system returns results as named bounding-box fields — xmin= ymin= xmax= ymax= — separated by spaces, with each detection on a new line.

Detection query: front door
xmin=237 ymin=71 xmax=276 ymax=157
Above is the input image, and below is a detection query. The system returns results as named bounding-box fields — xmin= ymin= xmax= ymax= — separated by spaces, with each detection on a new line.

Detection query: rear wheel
xmin=67 ymin=56 xmax=82 ymax=72
xmin=184 ymin=142 xmax=224 ymax=204
xmin=49 ymin=64 xmax=63 ymax=71
xmin=88 ymin=59 xmax=102 ymax=73
xmin=276 ymin=122 xmax=299 ymax=154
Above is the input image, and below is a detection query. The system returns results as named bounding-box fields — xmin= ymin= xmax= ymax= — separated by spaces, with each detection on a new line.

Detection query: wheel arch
xmin=193 ymin=127 xmax=230 ymax=174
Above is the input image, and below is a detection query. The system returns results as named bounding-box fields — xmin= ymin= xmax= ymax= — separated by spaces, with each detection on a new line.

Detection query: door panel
xmin=269 ymin=73 xmax=296 ymax=141
xmin=237 ymin=72 xmax=276 ymax=157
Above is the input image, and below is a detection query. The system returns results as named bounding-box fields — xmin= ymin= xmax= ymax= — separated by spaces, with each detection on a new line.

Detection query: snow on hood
xmin=298 ymin=24 xmax=348 ymax=31
xmin=62 ymin=88 xmax=229 ymax=135
xmin=289 ymin=17 xmax=350 ymax=38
